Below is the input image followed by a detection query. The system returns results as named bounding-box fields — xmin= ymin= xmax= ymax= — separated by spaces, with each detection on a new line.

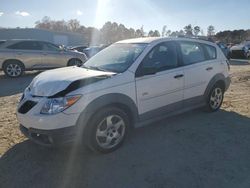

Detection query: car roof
xmin=116 ymin=37 xmax=216 ymax=46
xmin=117 ymin=37 xmax=161 ymax=44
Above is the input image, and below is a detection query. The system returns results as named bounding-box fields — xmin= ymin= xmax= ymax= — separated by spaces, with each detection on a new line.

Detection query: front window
xmin=141 ymin=42 xmax=178 ymax=72
xmin=83 ymin=43 xmax=147 ymax=73
xmin=7 ymin=41 xmax=42 ymax=50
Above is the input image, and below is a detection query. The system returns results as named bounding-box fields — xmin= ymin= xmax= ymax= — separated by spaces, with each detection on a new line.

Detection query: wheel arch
xmin=67 ymin=58 xmax=82 ymax=66
xmin=2 ymin=59 xmax=25 ymax=69
xmin=76 ymin=93 xmax=139 ymax=134
xmin=204 ymin=73 xmax=226 ymax=99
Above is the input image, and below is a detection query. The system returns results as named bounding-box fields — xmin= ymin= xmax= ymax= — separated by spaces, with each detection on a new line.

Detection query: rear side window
xmin=42 ymin=42 xmax=60 ymax=51
xmin=7 ymin=41 xmax=42 ymax=50
xmin=179 ymin=41 xmax=206 ymax=65
xmin=203 ymin=44 xmax=216 ymax=60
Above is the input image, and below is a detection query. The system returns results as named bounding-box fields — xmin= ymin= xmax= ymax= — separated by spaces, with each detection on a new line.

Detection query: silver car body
xmin=0 ymin=40 xmax=87 ymax=70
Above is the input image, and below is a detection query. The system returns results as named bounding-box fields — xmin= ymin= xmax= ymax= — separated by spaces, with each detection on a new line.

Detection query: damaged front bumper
xmin=20 ymin=124 xmax=78 ymax=146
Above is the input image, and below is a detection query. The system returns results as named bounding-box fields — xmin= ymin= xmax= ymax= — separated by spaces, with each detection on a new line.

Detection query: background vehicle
xmin=17 ymin=37 xmax=230 ymax=153
xmin=69 ymin=45 xmax=88 ymax=53
xmin=82 ymin=45 xmax=108 ymax=58
xmin=230 ymin=41 xmax=250 ymax=59
xmin=0 ymin=39 xmax=88 ymax=77
xmin=216 ymin=41 xmax=231 ymax=59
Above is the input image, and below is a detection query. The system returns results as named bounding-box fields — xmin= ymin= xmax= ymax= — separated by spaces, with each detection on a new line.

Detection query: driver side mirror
xmin=59 ymin=45 xmax=66 ymax=52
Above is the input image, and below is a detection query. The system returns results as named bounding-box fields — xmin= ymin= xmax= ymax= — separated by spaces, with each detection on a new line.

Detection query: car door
xmin=41 ymin=42 xmax=67 ymax=68
xmin=177 ymin=41 xmax=217 ymax=106
xmin=8 ymin=41 xmax=43 ymax=69
xmin=135 ymin=41 xmax=184 ymax=121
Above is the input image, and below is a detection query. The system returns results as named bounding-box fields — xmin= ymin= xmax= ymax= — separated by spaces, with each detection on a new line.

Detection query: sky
xmin=0 ymin=0 xmax=250 ymax=33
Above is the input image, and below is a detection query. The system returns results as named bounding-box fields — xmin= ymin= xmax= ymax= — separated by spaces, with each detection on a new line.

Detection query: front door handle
xmin=206 ymin=67 xmax=213 ymax=71
xmin=174 ymin=74 xmax=184 ymax=79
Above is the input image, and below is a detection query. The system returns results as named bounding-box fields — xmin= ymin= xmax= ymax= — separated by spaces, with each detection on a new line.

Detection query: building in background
xmin=0 ymin=28 xmax=86 ymax=46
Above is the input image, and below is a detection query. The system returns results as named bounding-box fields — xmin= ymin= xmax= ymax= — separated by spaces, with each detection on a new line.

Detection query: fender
xmin=204 ymin=73 xmax=227 ymax=98
xmin=76 ymin=93 xmax=139 ymax=130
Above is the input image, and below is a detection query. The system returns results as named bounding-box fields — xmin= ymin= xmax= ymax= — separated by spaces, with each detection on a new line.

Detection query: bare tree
xmin=68 ymin=19 xmax=80 ymax=32
xmin=161 ymin=25 xmax=167 ymax=37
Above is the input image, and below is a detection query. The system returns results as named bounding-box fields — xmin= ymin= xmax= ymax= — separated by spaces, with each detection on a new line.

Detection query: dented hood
xmin=29 ymin=66 xmax=115 ymax=97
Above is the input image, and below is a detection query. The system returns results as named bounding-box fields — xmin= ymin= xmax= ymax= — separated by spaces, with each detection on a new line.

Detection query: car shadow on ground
xmin=1 ymin=110 xmax=250 ymax=188
xmin=0 ymin=71 xmax=40 ymax=97
xmin=230 ymin=59 xmax=250 ymax=66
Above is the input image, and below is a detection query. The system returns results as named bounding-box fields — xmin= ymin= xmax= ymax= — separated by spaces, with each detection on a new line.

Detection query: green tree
xmin=207 ymin=25 xmax=215 ymax=36
xmin=194 ymin=26 xmax=201 ymax=36
xmin=184 ymin=24 xmax=193 ymax=36
xmin=152 ymin=30 xmax=160 ymax=37
xmin=148 ymin=30 xmax=154 ymax=37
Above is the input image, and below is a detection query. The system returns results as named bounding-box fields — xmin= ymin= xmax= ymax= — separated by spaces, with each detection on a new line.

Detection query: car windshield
xmin=83 ymin=43 xmax=147 ymax=73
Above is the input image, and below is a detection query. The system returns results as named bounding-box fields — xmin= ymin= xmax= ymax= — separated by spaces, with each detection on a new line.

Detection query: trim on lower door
xmin=137 ymin=95 xmax=205 ymax=127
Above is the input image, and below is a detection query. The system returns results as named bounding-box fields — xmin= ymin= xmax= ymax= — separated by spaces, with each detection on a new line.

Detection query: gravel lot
xmin=0 ymin=60 xmax=250 ymax=188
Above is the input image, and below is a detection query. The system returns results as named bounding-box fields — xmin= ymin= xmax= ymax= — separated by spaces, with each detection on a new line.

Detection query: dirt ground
xmin=0 ymin=60 xmax=250 ymax=188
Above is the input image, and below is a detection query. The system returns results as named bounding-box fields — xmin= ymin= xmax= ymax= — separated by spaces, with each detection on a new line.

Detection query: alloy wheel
xmin=209 ymin=87 xmax=223 ymax=110
xmin=6 ymin=63 xmax=22 ymax=77
xmin=95 ymin=115 xmax=126 ymax=149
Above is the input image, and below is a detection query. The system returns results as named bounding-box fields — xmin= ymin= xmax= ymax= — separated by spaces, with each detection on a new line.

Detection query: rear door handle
xmin=206 ymin=67 xmax=213 ymax=71
xmin=174 ymin=74 xmax=184 ymax=79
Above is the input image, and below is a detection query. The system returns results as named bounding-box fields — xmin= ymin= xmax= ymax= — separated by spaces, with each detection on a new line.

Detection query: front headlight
xmin=41 ymin=95 xmax=81 ymax=115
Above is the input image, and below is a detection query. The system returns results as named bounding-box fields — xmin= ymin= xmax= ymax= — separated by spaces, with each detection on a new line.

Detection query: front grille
xmin=18 ymin=100 xmax=37 ymax=114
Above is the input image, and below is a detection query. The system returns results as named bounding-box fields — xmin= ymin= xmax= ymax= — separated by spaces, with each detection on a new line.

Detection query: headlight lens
xmin=41 ymin=95 xmax=81 ymax=115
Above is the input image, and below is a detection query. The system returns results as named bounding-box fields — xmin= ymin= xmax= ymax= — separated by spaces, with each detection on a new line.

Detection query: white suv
xmin=17 ymin=37 xmax=230 ymax=153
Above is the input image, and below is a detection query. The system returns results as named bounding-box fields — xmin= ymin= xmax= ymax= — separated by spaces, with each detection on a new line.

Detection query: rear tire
xmin=205 ymin=84 xmax=224 ymax=112
xmin=67 ymin=59 xmax=82 ymax=67
xmin=85 ymin=107 xmax=130 ymax=153
xmin=3 ymin=60 xmax=24 ymax=78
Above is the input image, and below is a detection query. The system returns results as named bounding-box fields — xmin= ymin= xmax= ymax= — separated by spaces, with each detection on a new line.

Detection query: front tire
xmin=206 ymin=84 xmax=224 ymax=112
xmin=85 ymin=107 xmax=129 ymax=153
xmin=3 ymin=60 xmax=24 ymax=78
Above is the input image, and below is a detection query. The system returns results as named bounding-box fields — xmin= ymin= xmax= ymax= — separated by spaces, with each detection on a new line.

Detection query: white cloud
xmin=0 ymin=12 xmax=3 ymax=16
xmin=76 ymin=10 xmax=83 ymax=16
xmin=15 ymin=11 xmax=30 ymax=17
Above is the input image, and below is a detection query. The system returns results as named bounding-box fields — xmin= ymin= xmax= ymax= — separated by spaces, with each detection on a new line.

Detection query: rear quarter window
xmin=203 ymin=44 xmax=217 ymax=60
